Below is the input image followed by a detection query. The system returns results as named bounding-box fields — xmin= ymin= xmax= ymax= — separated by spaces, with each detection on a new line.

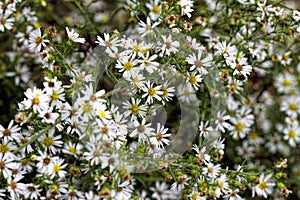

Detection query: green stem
xmin=13 ymin=123 xmax=58 ymax=154
xmin=74 ymin=0 xmax=98 ymax=35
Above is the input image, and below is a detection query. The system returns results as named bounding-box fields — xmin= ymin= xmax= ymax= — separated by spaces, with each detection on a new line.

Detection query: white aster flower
xmin=66 ymin=27 xmax=85 ymax=44
xmin=252 ymin=173 xmax=275 ymax=198
xmin=29 ymin=28 xmax=49 ymax=53
xmin=178 ymin=0 xmax=194 ymax=18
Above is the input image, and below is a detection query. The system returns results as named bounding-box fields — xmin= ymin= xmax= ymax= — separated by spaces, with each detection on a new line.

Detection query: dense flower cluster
xmin=0 ymin=0 xmax=300 ymax=199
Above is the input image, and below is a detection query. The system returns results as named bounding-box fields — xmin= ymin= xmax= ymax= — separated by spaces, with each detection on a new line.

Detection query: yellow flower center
xmin=148 ymin=88 xmax=156 ymax=96
xmin=53 ymin=164 xmax=60 ymax=173
xmin=162 ymin=87 xmax=168 ymax=97
xmin=43 ymin=137 xmax=54 ymax=147
xmin=69 ymin=146 xmax=76 ymax=154
xmin=99 ymin=16 xmax=107 ymax=23
xmin=208 ymin=167 xmax=214 ymax=174
xmin=283 ymin=55 xmax=289 ymax=61
xmin=0 ymin=144 xmax=9 ymax=153
xmin=289 ymin=130 xmax=296 ymax=138
xmin=235 ymin=122 xmax=244 ymax=132
xmin=35 ymin=37 xmax=43 ymax=44
xmin=82 ymin=102 xmax=93 ymax=114
xmin=130 ymin=104 xmax=140 ymax=115
xmin=250 ymin=132 xmax=258 ymax=140
xmin=32 ymin=94 xmax=40 ymax=105
xmin=98 ymin=110 xmax=106 ymax=119
xmin=259 ymin=180 xmax=267 ymax=190
xmin=133 ymin=44 xmax=140 ymax=53
xmin=189 ymin=75 xmax=197 ymax=85
xmin=282 ymin=79 xmax=292 ymax=87
xmin=219 ymin=181 xmax=224 ymax=189
xmin=132 ymin=76 xmax=140 ymax=83
xmin=199 ymin=179 xmax=207 ymax=188
xmin=51 ymin=91 xmax=59 ymax=100
xmin=191 ymin=193 xmax=199 ymax=200
xmin=289 ymin=103 xmax=298 ymax=111
xmin=152 ymin=5 xmax=160 ymax=14
xmin=123 ymin=62 xmax=133 ymax=71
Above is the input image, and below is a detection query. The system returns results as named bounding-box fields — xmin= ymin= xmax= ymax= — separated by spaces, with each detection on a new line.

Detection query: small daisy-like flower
xmin=74 ymin=98 xmax=96 ymax=122
xmin=186 ymin=71 xmax=202 ymax=90
xmin=23 ymin=183 xmax=42 ymax=199
xmin=198 ymin=121 xmax=213 ymax=138
xmin=274 ymin=73 xmax=296 ymax=94
xmin=215 ymin=174 xmax=229 ymax=198
xmin=292 ymin=10 xmax=300 ymax=21
xmin=95 ymin=33 xmax=120 ymax=52
xmin=177 ymin=84 xmax=197 ymax=103
xmin=138 ymin=17 xmax=160 ymax=37
xmin=252 ymin=173 xmax=275 ymax=198
xmin=130 ymin=118 xmax=154 ymax=143
xmin=280 ymin=96 xmax=300 ymax=118
xmin=150 ymin=181 xmax=175 ymax=200
xmin=223 ymin=188 xmax=243 ymax=200
xmin=189 ymin=188 xmax=206 ymax=200
xmin=47 ymin=158 xmax=67 ymax=179
xmin=171 ymin=174 xmax=190 ymax=192
xmin=36 ymin=150 xmax=54 ymax=174
xmin=142 ymin=81 xmax=163 ymax=104
xmin=138 ymin=51 xmax=159 ymax=73
xmin=39 ymin=128 xmax=63 ymax=154
xmin=159 ymin=34 xmax=180 ymax=56
xmin=186 ymin=51 xmax=212 ymax=74
xmin=83 ymin=136 xmax=103 ymax=166
xmin=95 ymin=103 xmax=111 ymax=122
xmin=63 ymin=186 xmax=85 ymax=200
xmin=231 ymin=60 xmax=252 ymax=79
xmin=6 ymin=65 xmax=31 ymax=86
xmin=113 ymin=180 xmax=133 ymax=200
xmin=150 ymin=123 xmax=171 ymax=148
xmin=46 ymin=86 xmax=65 ymax=108
xmin=128 ymin=70 xmax=146 ymax=90
xmin=161 ymin=82 xmax=175 ymax=104
xmin=283 ymin=124 xmax=300 ymax=147
xmin=29 ymin=28 xmax=49 ymax=53
xmin=178 ymin=0 xmax=194 ymax=18
xmin=0 ymin=10 xmax=15 ymax=32
xmin=202 ymin=162 xmax=221 ymax=180
xmin=0 ymin=153 xmax=15 ymax=179
xmin=236 ymin=141 xmax=254 ymax=159
xmin=279 ymin=52 xmax=292 ymax=66
xmin=145 ymin=0 xmax=161 ymax=21
xmin=0 ymin=120 xmax=21 ymax=143
xmin=215 ymin=111 xmax=232 ymax=133
xmin=65 ymin=27 xmax=85 ymax=44
xmin=192 ymin=144 xmax=210 ymax=164
xmin=228 ymin=118 xmax=250 ymax=139
xmin=123 ymin=97 xmax=148 ymax=120
xmin=38 ymin=107 xmax=59 ymax=124
xmin=115 ymin=54 xmax=138 ymax=79
xmin=62 ymin=141 xmax=83 ymax=158
xmin=214 ymin=41 xmax=237 ymax=64
xmin=23 ymin=87 xmax=50 ymax=113
xmin=7 ymin=174 xmax=26 ymax=200
xmin=100 ymin=153 xmax=119 ymax=173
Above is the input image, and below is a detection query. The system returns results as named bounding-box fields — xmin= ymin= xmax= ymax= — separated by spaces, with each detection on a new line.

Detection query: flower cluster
xmin=0 ymin=0 xmax=299 ymax=199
